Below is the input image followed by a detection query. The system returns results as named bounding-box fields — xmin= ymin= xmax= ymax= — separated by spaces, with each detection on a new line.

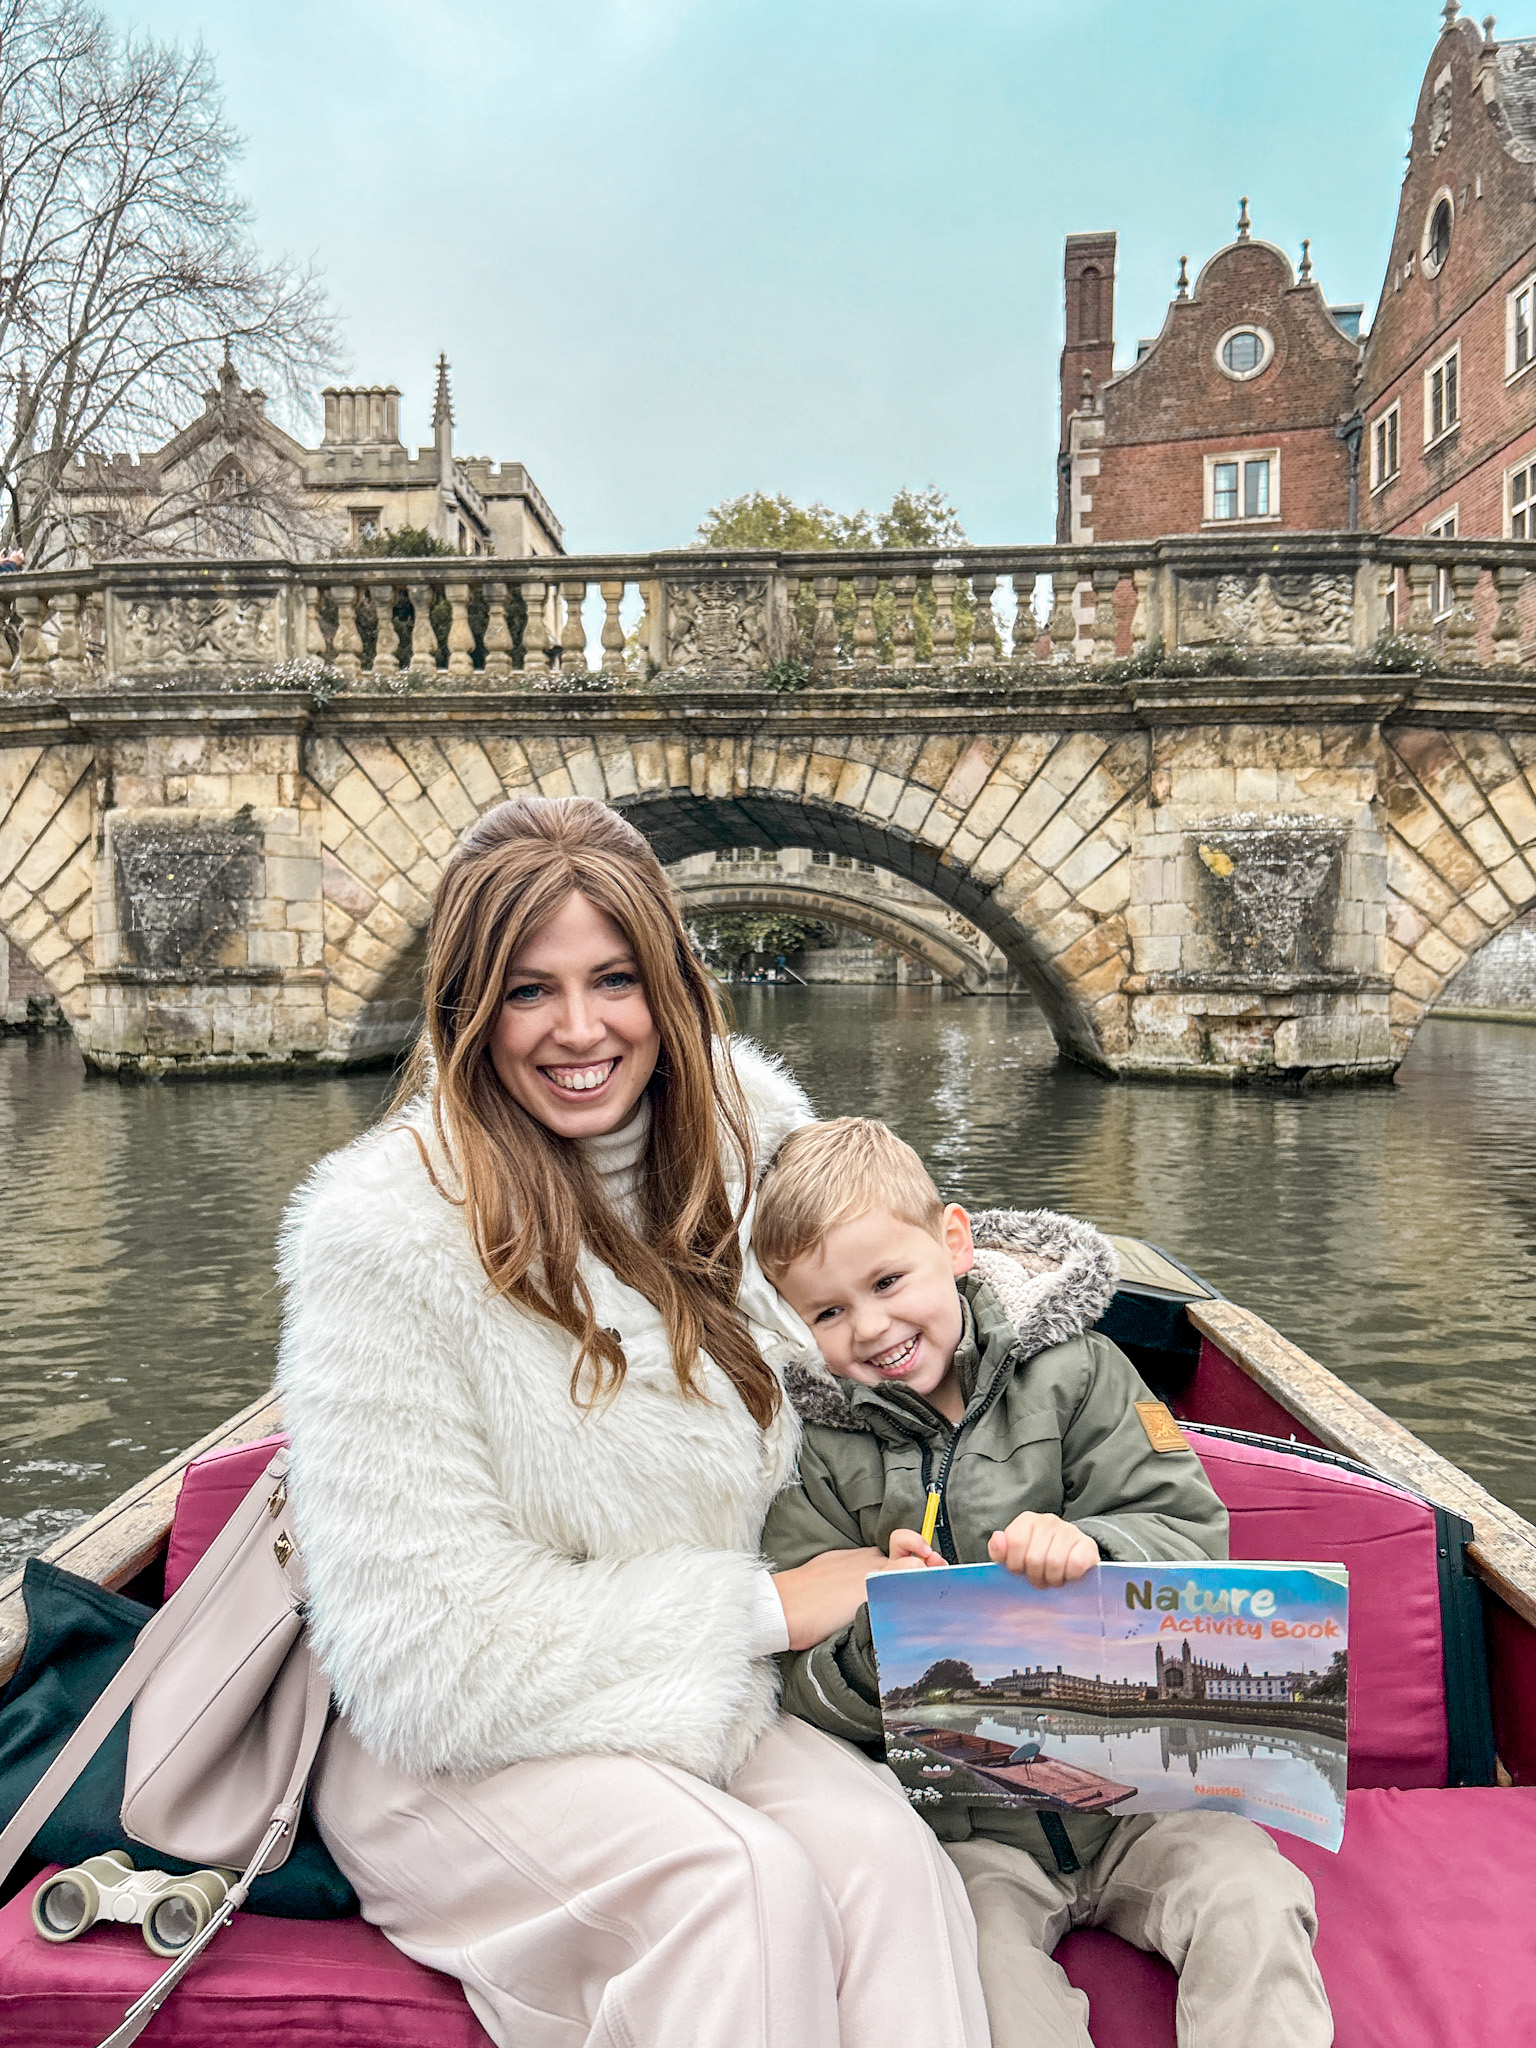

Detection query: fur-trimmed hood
xmin=779 ymin=1207 xmax=1120 ymax=1434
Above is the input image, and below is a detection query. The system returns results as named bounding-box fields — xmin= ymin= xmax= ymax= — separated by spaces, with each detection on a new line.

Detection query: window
xmin=1508 ymin=276 xmax=1536 ymax=380
xmin=1424 ymin=345 xmax=1459 ymax=445
xmin=1214 ymin=325 xmax=1274 ymax=382
xmin=1426 ymin=510 xmax=1457 ymax=618
xmin=1371 ymin=405 xmax=1400 ymax=491
xmin=1508 ymin=464 xmax=1535 ymax=539
xmin=1422 ymin=191 xmax=1454 ymax=278
xmin=1204 ymin=450 xmax=1280 ymax=524
xmin=350 ymin=507 xmax=381 ymax=546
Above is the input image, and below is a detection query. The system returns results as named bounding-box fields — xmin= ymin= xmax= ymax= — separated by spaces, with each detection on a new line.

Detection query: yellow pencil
xmin=920 ymin=1486 xmax=942 ymax=1548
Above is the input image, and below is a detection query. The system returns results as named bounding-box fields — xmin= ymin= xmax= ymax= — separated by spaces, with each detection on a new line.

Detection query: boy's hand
xmin=886 ymin=1527 xmax=947 ymax=1568
xmin=988 ymin=1513 xmax=1099 ymax=1588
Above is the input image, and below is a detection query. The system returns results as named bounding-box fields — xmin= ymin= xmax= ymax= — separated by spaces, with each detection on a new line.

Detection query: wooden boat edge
xmin=0 ymin=1389 xmax=281 ymax=1689
xmin=1187 ymin=1300 xmax=1536 ymax=1630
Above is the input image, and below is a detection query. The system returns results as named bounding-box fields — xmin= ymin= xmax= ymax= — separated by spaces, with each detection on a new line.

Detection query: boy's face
xmin=774 ymin=1204 xmax=975 ymax=1412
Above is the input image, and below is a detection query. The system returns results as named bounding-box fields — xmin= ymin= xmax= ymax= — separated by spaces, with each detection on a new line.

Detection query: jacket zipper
xmin=919 ymin=1355 xmax=1017 ymax=1565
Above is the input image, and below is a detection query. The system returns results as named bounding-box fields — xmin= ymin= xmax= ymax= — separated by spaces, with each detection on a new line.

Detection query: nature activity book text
xmin=866 ymin=1561 xmax=1349 ymax=1851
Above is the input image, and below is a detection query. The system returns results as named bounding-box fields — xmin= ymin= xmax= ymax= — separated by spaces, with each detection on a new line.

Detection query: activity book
xmin=866 ymin=1561 xmax=1348 ymax=1851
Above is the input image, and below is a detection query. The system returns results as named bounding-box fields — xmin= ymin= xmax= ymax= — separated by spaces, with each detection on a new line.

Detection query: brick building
xmin=1057 ymin=4 xmax=1536 ymax=553
xmin=1360 ymin=8 xmax=1536 ymax=569
xmin=1058 ymin=213 xmax=1362 ymax=542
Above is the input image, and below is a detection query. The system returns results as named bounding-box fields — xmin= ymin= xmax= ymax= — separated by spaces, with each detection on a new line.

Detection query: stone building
xmin=1058 ymin=4 xmax=1536 ymax=553
xmin=51 ymin=352 xmax=563 ymax=564
xmin=1058 ymin=214 xmax=1362 ymax=543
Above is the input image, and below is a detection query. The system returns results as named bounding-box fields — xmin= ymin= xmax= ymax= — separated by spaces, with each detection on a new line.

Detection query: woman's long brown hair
xmin=391 ymin=794 xmax=779 ymax=1428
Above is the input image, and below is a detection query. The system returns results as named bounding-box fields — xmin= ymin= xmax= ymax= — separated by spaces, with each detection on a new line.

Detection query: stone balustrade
xmin=5 ymin=532 xmax=1536 ymax=693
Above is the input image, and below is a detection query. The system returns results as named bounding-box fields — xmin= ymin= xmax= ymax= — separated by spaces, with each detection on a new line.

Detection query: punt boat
xmin=1 ymin=1237 xmax=1533 ymax=2047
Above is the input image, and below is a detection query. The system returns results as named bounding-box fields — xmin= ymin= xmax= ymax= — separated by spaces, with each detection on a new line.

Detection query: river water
xmin=3 ymin=993 xmax=1535 ymax=1575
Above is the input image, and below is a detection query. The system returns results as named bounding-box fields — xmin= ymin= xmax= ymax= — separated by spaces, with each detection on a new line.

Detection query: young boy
xmin=755 ymin=1118 xmax=1332 ymax=2048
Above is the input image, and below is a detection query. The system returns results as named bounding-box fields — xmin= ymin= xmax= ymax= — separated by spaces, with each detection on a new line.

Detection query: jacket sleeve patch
xmin=1134 ymin=1401 xmax=1191 ymax=1454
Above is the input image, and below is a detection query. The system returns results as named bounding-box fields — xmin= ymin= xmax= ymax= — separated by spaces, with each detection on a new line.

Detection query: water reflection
xmin=2 ymin=991 xmax=1534 ymax=1575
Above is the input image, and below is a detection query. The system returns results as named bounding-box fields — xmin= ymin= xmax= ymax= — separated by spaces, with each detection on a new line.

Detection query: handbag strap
xmin=94 ymin=1648 xmax=334 ymax=2048
xmin=0 ymin=1448 xmax=294 ymax=1894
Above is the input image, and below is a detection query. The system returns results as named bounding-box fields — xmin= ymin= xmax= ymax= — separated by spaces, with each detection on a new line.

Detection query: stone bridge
xmin=667 ymin=849 xmax=1012 ymax=991
xmin=4 ymin=531 xmax=1536 ymax=1082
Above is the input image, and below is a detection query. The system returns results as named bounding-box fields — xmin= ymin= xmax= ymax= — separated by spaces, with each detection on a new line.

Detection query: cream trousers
xmin=311 ymin=1711 xmax=991 ymax=2048
xmin=947 ymin=1812 xmax=1332 ymax=2048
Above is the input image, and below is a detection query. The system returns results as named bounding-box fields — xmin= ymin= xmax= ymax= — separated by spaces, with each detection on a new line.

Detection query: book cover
xmin=866 ymin=1561 xmax=1348 ymax=1851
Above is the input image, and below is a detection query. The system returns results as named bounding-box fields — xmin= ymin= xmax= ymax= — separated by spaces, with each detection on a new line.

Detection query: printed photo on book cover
xmin=866 ymin=1562 xmax=1348 ymax=1851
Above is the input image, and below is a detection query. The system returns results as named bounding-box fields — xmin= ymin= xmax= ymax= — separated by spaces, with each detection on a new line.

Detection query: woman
xmin=277 ymin=795 xmax=989 ymax=2048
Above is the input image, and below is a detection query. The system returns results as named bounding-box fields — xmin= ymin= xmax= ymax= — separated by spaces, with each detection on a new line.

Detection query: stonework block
xmin=1464 ymin=880 xmax=1511 ymax=927
xmin=1414 ymin=928 xmax=1466 ymax=977
xmin=1001 ymin=777 xmax=1066 ymax=848
xmin=0 ymin=748 xmax=44 ymax=818
xmin=971 ymin=832 xmax=1023 ymax=883
xmin=628 ymin=739 xmax=670 ymax=793
xmin=364 ymin=899 xmax=415 ymax=950
xmin=286 ymin=899 xmax=324 ymax=933
xmin=266 ymin=855 xmax=322 ymax=903
xmin=428 ymin=770 xmax=481 ymax=828
xmin=959 ymin=775 xmax=1024 ymax=844
xmin=331 ymin=768 xmax=387 ymax=830
xmin=227 ymin=774 xmax=282 ymax=811
xmin=917 ymin=804 xmax=960 ymax=851
xmin=378 ymin=871 xmax=431 ymax=923
xmin=1055 ymin=825 xmax=1127 ymax=896
xmin=939 ymin=738 xmax=1003 ymax=811
xmin=62 ymin=900 xmax=93 ymax=945
xmin=1492 ymin=854 xmax=1536 ymax=909
xmin=1054 ymin=920 xmax=1124 ymax=982
xmin=1134 ymin=934 xmax=1181 ymax=972
xmin=1040 ymin=733 xmax=1107 ymax=796
xmin=323 ymin=902 xmax=355 ymax=945
xmin=863 ymin=771 xmax=903 ymax=821
xmin=1437 ymin=901 xmax=1489 ymax=950
xmin=1393 ymin=954 xmax=1442 ymax=1002
xmin=1386 ymin=899 xmax=1429 ymax=949
xmin=947 ymin=827 xmax=986 ymax=868
xmin=1166 ymin=766 xmax=1236 ymax=810
xmin=803 ymin=751 xmax=846 ymax=803
xmin=1033 ymin=903 xmax=1096 ymax=959
xmin=1235 ymin=766 xmax=1280 ymax=805
xmin=479 ymin=737 xmax=536 ymax=790
xmin=833 ymin=761 xmax=874 ymax=812
xmin=998 ymin=736 xmax=1058 ymax=786
xmin=249 ymin=929 xmax=298 ymax=969
xmin=1487 ymin=775 xmax=1536 ymax=847
xmin=891 ymin=783 xmax=934 ymax=836
xmin=1062 ymin=765 xmax=1128 ymax=833
xmin=595 ymin=739 xmax=640 ymax=800
xmin=334 ymin=829 xmax=395 ymax=894
xmin=322 ymin=849 xmax=378 ymax=919
xmin=1028 ymin=809 xmax=1087 ymax=870
xmin=1413 ymin=826 xmax=1485 ymax=899
xmin=1461 ymin=811 xmax=1516 ymax=872
xmin=345 ymin=739 xmax=415 ymax=794
xmin=444 ymin=741 xmax=504 ymax=809
xmin=910 ymin=735 xmax=963 ymax=792
xmin=1452 ymin=730 xmax=1523 ymax=793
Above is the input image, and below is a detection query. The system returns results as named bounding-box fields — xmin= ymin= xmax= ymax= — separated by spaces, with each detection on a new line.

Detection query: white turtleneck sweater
xmin=578 ymin=1094 xmax=791 ymax=1656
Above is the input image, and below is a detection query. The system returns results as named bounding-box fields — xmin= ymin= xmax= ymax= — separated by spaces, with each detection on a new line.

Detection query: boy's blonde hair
xmin=753 ymin=1118 xmax=944 ymax=1278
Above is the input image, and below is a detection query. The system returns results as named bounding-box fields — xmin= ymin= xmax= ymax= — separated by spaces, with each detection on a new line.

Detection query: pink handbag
xmin=0 ymin=1448 xmax=332 ymax=2047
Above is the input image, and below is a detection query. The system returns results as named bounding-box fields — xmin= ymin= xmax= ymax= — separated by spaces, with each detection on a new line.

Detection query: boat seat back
xmin=163 ymin=1424 xmax=1494 ymax=1791
xmin=164 ymin=1434 xmax=288 ymax=1599
xmin=1184 ymin=1424 xmax=1493 ymax=1790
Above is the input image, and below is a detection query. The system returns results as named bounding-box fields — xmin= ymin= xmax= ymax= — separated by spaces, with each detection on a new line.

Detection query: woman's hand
xmin=987 ymin=1512 xmax=1099 ymax=1588
xmin=773 ymin=1543 xmax=937 ymax=1652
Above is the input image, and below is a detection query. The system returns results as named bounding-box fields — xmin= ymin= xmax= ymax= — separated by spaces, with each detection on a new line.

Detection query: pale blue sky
xmin=103 ymin=1 xmax=1534 ymax=550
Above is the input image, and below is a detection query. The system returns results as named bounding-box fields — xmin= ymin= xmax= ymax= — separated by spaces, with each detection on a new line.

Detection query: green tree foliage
xmin=916 ymin=1658 xmax=977 ymax=1697
xmin=688 ymin=911 xmax=838 ymax=971
xmin=1301 ymin=1650 xmax=1348 ymax=1704
xmin=694 ymin=488 xmax=981 ymax=663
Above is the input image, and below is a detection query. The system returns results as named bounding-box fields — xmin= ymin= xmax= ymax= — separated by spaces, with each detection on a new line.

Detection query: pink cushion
xmin=164 ymin=1435 xmax=288 ymax=1598
xmin=1185 ymin=1426 xmax=1448 ymax=1789
xmin=1058 ymin=1785 xmax=1536 ymax=2048
xmin=0 ymin=1870 xmax=490 ymax=2047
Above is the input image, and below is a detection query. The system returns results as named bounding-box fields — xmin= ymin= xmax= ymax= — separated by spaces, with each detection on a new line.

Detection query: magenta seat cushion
xmin=163 ymin=1434 xmax=288 ymax=1598
xmin=0 ymin=1869 xmax=491 ymax=2047
xmin=1184 ymin=1426 xmax=1447 ymax=1789
xmin=1055 ymin=1785 xmax=1536 ymax=2047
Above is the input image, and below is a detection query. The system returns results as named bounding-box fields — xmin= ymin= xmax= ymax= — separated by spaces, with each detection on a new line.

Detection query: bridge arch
xmin=0 ymin=742 xmax=96 ymax=1038
xmin=669 ymin=872 xmax=998 ymax=990
xmin=1379 ymin=729 xmax=1536 ymax=1058
xmin=312 ymin=726 xmax=1145 ymax=1070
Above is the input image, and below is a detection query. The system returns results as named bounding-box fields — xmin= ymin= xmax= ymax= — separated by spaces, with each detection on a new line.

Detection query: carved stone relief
xmin=1178 ymin=572 xmax=1354 ymax=652
xmin=1191 ymin=824 xmax=1344 ymax=978
xmin=663 ymin=577 xmax=769 ymax=669
xmin=113 ymin=818 xmax=263 ymax=971
xmin=116 ymin=593 xmax=281 ymax=670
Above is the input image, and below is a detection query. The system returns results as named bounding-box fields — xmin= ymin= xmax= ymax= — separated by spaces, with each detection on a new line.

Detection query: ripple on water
xmin=2 ymin=999 xmax=1534 ymax=1576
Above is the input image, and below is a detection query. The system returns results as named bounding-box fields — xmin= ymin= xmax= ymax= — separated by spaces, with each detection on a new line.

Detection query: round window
xmin=1214 ymin=325 xmax=1274 ymax=381
xmin=1422 ymin=193 xmax=1453 ymax=277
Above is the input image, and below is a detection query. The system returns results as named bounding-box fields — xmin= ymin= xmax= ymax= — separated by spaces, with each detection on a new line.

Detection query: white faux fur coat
xmin=275 ymin=1039 xmax=811 ymax=1788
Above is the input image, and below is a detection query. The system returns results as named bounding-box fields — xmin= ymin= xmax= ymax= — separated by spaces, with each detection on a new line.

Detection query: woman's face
xmin=490 ymin=892 xmax=661 ymax=1140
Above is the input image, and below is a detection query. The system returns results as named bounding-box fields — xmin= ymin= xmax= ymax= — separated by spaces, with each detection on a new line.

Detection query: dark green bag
xmin=0 ymin=1558 xmax=357 ymax=1916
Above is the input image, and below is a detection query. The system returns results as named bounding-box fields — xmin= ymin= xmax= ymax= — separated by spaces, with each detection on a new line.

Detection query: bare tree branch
xmin=0 ymin=0 xmax=340 ymax=562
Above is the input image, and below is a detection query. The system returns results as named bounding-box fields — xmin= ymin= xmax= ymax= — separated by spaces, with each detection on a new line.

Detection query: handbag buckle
xmin=266 ymin=1479 xmax=287 ymax=1520
xmin=273 ymin=1533 xmax=294 ymax=1569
